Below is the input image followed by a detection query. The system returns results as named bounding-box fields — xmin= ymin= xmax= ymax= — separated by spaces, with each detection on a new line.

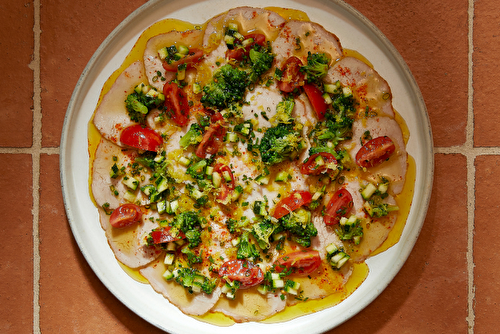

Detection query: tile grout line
xmin=466 ymin=0 xmax=475 ymax=333
xmin=31 ymin=0 xmax=42 ymax=332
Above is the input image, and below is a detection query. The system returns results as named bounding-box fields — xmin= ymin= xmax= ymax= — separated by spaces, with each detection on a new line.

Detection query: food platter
xmin=60 ymin=0 xmax=433 ymax=333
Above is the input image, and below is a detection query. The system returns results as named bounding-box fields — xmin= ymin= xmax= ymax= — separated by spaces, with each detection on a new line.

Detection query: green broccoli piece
xmin=200 ymin=64 xmax=248 ymax=109
xmin=226 ymin=217 xmax=251 ymax=234
xmin=179 ymin=123 xmax=203 ymax=149
xmin=252 ymin=218 xmax=278 ymax=250
xmin=125 ymin=85 xmax=165 ymax=124
xmin=186 ymin=159 xmax=208 ymax=180
xmin=300 ymin=52 xmax=330 ymax=85
xmin=280 ymin=208 xmax=318 ymax=248
xmin=259 ymin=122 xmax=304 ymax=165
xmin=237 ymin=231 xmax=260 ymax=260
xmin=185 ymin=183 xmax=210 ymax=208
xmin=170 ymin=211 xmax=204 ymax=247
xmin=181 ymin=245 xmax=203 ymax=264
xmin=247 ymin=47 xmax=274 ymax=84
xmin=270 ymin=98 xmax=295 ymax=126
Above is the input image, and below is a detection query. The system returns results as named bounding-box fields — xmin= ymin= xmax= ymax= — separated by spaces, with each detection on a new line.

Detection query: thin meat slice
xmin=143 ymin=29 xmax=204 ymax=91
xmin=326 ymin=56 xmax=394 ymax=118
xmin=203 ymin=7 xmax=285 ymax=50
xmin=340 ymin=179 xmax=398 ymax=262
xmin=91 ymin=138 xmax=151 ymax=209
xmin=211 ymin=287 xmax=286 ymax=322
xmin=342 ymin=116 xmax=407 ymax=194
xmin=272 ymin=20 xmax=343 ymax=69
xmin=93 ymin=61 xmax=146 ymax=145
xmin=140 ymin=256 xmax=222 ymax=316
xmin=98 ymin=208 xmax=162 ymax=268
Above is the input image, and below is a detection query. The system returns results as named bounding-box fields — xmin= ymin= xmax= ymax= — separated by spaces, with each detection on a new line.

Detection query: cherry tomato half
xmin=324 ymin=188 xmax=353 ymax=225
xmin=272 ymin=190 xmax=313 ymax=219
xmin=109 ymin=203 xmax=143 ymax=228
xmin=120 ymin=124 xmax=163 ymax=151
xmin=300 ymin=152 xmax=338 ymax=176
xmin=150 ymin=226 xmax=185 ymax=244
xmin=219 ymin=259 xmax=264 ymax=289
xmin=195 ymin=123 xmax=226 ymax=158
xmin=226 ymin=33 xmax=266 ymax=61
xmin=163 ymin=82 xmax=189 ymax=126
xmin=274 ymin=250 xmax=321 ymax=276
xmin=162 ymin=48 xmax=204 ymax=72
xmin=277 ymin=56 xmax=305 ymax=93
xmin=355 ymin=136 xmax=396 ymax=168
xmin=303 ymin=83 xmax=327 ymax=120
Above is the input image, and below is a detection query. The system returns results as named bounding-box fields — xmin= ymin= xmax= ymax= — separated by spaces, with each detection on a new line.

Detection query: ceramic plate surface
xmin=60 ymin=0 xmax=433 ymax=333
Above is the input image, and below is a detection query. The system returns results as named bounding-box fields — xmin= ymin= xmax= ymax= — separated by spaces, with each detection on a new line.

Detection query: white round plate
xmin=60 ymin=1 xmax=433 ymax=333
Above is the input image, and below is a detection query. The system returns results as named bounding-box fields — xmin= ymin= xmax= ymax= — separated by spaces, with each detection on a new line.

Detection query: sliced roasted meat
xmin=143 ymin=29 xmax=204 ymax=91
xmin=326 ymin=56 xmax=395 ymax=118
xmin=93 ymin=61 xmax=146 ymax=145
xmin=98 ymin=208 xmax=162 ymax=268
xmin=272 ymin=20 xmax=343 ymax=69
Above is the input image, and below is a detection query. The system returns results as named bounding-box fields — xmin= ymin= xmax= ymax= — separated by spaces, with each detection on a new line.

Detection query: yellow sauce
xmin=87 ymin=6 xmax=416 ymax=326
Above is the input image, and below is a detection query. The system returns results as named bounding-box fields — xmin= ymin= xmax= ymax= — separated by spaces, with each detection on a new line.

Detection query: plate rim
xmin=60 ymin=0 xmax=434 ymax=333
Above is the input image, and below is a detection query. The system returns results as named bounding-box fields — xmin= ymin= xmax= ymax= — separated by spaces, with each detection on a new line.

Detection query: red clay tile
xmin=346 ymin=0 xmax=468 ymax=147
xmin=39 ymin=154 xmax=163 ymax=333
xmin=473 ymin=1 xmax=500 ymax=146
xmin=0 ymin=0 xmax=34 ymax=147
xmin=328 ymin=154 xmax=468 ymax=333
xmin=474 ymin=156 xmax=500 ymax=333
xmin=40 ymin=0 xmax=147 ymax=147
xmin=0 ymin=154 xmax=33 ymax=332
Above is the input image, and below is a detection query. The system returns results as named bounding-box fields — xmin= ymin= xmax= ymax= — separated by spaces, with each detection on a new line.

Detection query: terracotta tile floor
xmin=0 ymin=0 xmax=494 ymax=332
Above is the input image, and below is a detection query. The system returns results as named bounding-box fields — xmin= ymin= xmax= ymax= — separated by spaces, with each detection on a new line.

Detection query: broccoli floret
xmin=201 ymin=64 xmax=248 ymax=108
xmin=170 ymin=211 xmax=204 ymax=247
xmin=247 ymin=47 xmax=274 ymax=84
xmin=252 ymin=218 xmax=278 ymax=250
xmin=172 ymin=267 xmax=216 ymax=294
xmin=186 ymin=159 xmax=208 ymax=180
xmin=237 ymin=231 xmax=260 ymax=260
xmin=125 ymin=85 xmax=165 ymax=124
xmin=179 ymin=123 xmax=203 ymax=149
xmin=300 ymin=52 xmax=330 ymax=85
xmin=259 ymin=122 xmax=304 ymax=165
xmin=335 ymin=216 xmax=363 ymax=245
xmin=181 ymin=245 xmax=203 ymax=264
xmin=226 ymin=217 xmax=253 ymax=234
xmin=270 ymin=98 xmax=294 ymax=126
xmin=280 ymin=208 xmax=318 ymax=248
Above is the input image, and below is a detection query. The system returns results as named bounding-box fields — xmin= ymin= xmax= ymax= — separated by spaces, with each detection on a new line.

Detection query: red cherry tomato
xmin=272 ymin=190 xmax=313 ymax=219
xmin=303 ymin=84 xmax=327 ymax=120
xmin=195 ymin=123 xmax=226 ymax=158
xmin=274 ymin=250 xmax=321 ymax=276
xmin=120 ymin=124 xmax=163 ymax=151
xmin=162 ymin=48 xmax=204 ymax=72
xmin=277 ymin=56 xmax=305 ymax=93
xmin=109 ymin=204 xmax=143 ymax=228
xmin=226 ymin=33 xmax=266 ymax=60
xmin=163 ymin=82 xmax=189 ymax=126
xmin=150 ymin=226 xmax=185 ymax=244
xmin=355 ymin=136 xmax=396 ymax=168
xmin=300 ymin=152 xmax=338 ymax=176
xmin=324 ymin=188 xmax=353 ymax=225
xmin=219 ymin=259 xmax=264 ymax=289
